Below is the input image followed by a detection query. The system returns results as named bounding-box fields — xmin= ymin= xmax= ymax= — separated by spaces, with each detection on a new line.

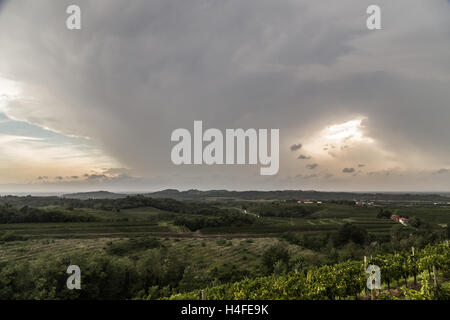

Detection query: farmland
xmin=0 ymin=193 xmax=449 ymax=299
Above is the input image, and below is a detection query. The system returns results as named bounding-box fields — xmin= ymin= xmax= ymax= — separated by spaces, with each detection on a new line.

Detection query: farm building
xmin=391 ymin=214 xmax=408 ymax=226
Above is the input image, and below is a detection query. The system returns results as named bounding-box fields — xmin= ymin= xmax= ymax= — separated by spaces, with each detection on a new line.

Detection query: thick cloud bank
xmin=0 ymin=0 xmax=449 ymax=191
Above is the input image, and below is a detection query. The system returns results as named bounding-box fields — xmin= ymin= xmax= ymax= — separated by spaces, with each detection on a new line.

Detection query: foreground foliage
xmin=167 ymin=242 xmax=450 ymax=300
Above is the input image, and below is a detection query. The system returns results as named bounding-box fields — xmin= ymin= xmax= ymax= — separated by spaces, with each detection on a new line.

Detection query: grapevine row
xmin=166 ymin=242 xmax=450 ymax=300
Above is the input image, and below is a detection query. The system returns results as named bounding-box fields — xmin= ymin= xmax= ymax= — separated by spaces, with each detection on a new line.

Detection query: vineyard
xmin=1 ymin=196 xmax=449 ymax=300
xmin=167 ymin=242 xmax=450 ymax=300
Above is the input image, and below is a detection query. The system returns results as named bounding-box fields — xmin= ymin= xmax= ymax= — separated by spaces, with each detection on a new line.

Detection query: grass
xmin=0 ymin=203 xmax=435 ymax=241
xmin=0 ymin=238 xmax=123 ymax=262
xmin=164 ymin=237 xmax=317 ymax=272
xmin=0 ymin=235 xmax=318 ymax=277
xmin=1 ymin=202 xmax=449 ymax=270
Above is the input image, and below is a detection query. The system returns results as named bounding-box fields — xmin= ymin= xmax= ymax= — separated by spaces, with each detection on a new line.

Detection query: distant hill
xmin=59 ymin=189 xmax=450 ymax=202
xmin=145 ymin=189 xmax=450 ymax=202
xmin=62 ymin=191 xmax=127 ymax=200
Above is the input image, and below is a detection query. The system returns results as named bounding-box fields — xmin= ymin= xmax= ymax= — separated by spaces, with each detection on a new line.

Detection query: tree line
xmin=0 ymin=204 xmax=97 ymax=224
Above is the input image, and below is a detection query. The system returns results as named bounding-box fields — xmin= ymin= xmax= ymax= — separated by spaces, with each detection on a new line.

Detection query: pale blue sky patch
xmin=0 ymin=112 xmax=122 ymax=183
xmin=0 ymin=111 xmax=99 ymax=156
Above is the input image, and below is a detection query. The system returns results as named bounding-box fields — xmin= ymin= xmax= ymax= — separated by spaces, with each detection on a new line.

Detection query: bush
xmin=261 ymin=244 xmax=290 ymax=274
xmin=336 ymin=223 xmax=368 ymax=247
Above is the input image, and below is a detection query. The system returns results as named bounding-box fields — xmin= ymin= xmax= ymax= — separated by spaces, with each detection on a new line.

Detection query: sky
xmin=0 ymin=0 xmax=449 ymax=193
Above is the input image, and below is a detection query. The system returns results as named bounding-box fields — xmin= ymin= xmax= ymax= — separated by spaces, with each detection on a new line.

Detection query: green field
xmin=1 ymin=202 xmax=449 ymax=260
xmin=0 ymin=196 xmax=449 ymax=300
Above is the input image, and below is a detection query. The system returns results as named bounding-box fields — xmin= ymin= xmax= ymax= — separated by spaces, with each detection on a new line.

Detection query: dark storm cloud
xmin=290 ymin=144 xmax=302 ymax=151
xmin=0 ymin=0 xmax=7 ymax=11
xmin=297 ymin=154 xmax=311 ymax=160
xmin=306 ymin=163 xmax=318 ymax=170
xmin=0 ymin=0 xmax=449 ymax=191
xmin=85 ymin=174 xmax=108 ymax=181
xmin=102 ymin=168 xmax=131 ymax=175
xmin=342 ymin=167 xmax=355 ymax=173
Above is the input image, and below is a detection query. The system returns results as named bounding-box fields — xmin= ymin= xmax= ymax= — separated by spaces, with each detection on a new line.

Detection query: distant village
xmin=296 ymin=199 xmax=373 ymax=206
